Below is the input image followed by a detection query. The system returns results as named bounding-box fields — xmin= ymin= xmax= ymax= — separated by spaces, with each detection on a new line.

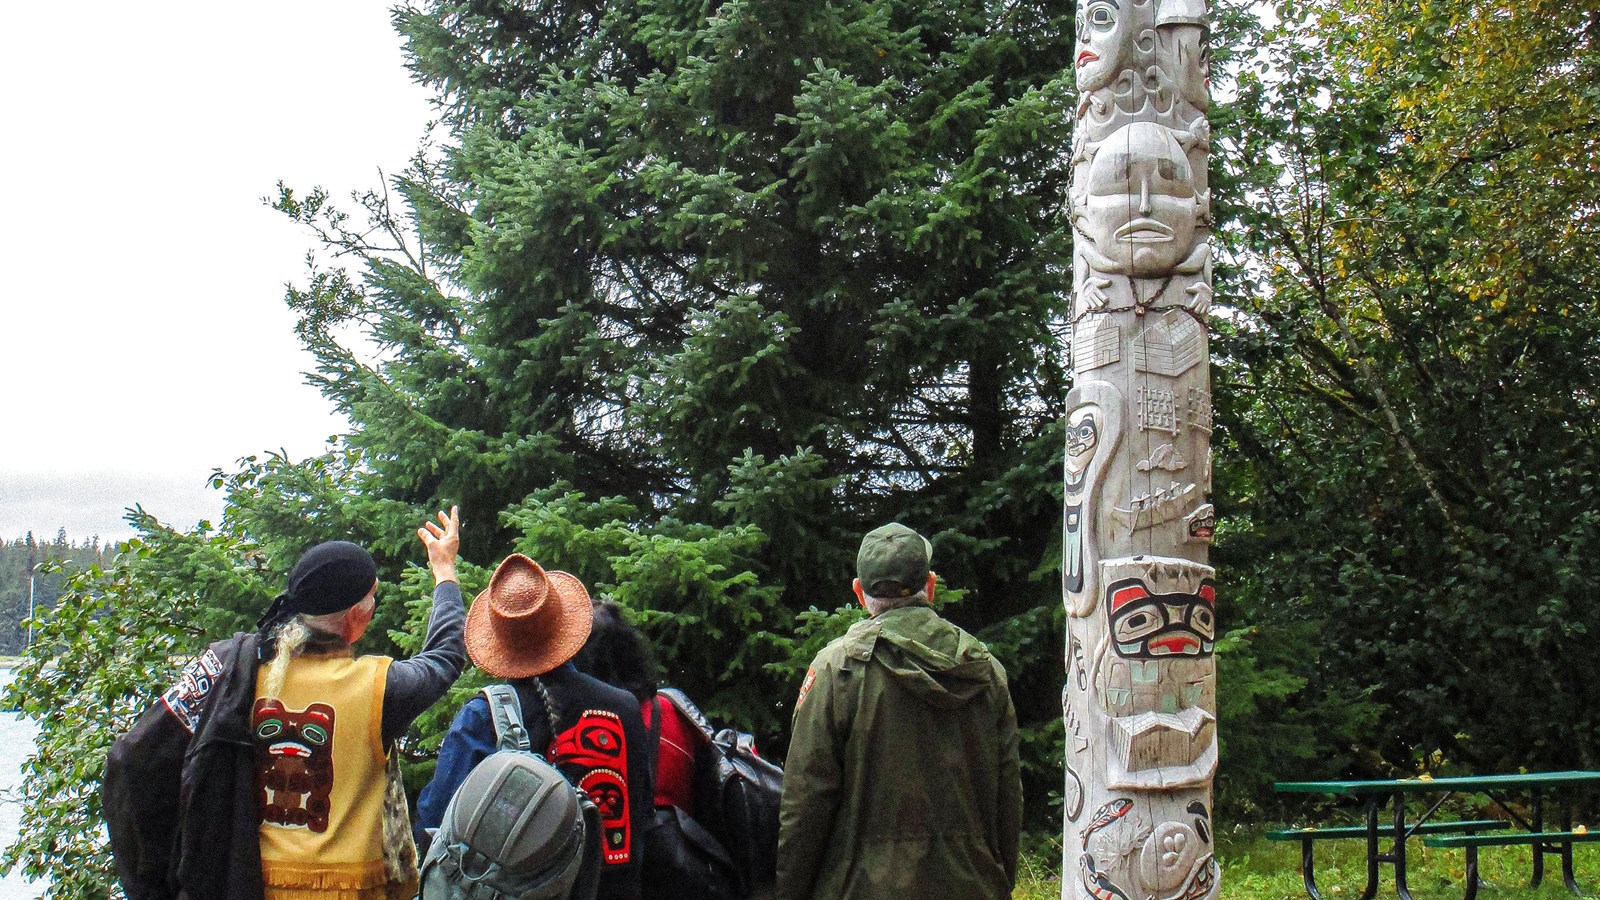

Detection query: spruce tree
xmin=263 ymin=0 xmax=1077 ymax=777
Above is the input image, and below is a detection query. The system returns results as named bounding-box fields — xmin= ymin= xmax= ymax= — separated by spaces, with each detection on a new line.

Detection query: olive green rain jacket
xmin=776 ymin=604 xmax=1023 ymax=900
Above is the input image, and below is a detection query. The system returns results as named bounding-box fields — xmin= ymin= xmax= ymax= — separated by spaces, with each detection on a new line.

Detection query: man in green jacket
xmin=777 ymin=522 xmax=1023 ymax=900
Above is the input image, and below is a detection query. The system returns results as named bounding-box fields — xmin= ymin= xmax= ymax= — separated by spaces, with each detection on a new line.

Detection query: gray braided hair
xmin=262 ymin=613 xmax=336 ymax=699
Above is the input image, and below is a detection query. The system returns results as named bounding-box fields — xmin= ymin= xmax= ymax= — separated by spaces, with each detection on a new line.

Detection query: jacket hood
xmin=864 ymin=606 xmax=997 ymax=709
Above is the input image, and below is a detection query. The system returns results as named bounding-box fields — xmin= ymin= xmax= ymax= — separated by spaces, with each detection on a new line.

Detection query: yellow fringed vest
xmin=254 ymin=653 xmax=408 ymax=900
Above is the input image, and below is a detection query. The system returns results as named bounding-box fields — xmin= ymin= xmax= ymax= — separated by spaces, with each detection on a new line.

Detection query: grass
xmin=1012 ymin=829 xmax=1600 ymax=900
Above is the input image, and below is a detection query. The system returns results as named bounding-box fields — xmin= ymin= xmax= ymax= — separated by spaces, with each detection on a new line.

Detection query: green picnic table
xmin=1273 ymin=771 xmax=1600 ymax=900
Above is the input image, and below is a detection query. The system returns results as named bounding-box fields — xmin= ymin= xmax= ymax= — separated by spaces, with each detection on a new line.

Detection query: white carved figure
xmin=1076 ymin=0 xmax=1135 ymax=92
xmin=1064 ymin=0 xmax=1216 ymax=894
xmin=1076 ymin=122 xmax=1205 ymax=279
xmin=1064 ymin=381 xmax=1125 ymax=617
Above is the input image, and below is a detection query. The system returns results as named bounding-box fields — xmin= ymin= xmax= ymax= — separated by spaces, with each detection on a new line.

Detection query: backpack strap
xmin=657 ymin=687 xmax=715 ymax=742
xmin=481 ymin=684 xmax=532 ymax=753
xmin=572 ymin=795 xmax=604 ymax=900
xmin=644 ymin=694 xmax=663 ymax=780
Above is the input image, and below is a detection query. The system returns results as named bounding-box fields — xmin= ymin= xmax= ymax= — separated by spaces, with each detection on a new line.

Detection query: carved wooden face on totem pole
xmin=1064 ymin=1 xmax=1218 ymax=899
xmin=1080 ymin=122 xmax=1203 ymax=278
xmin=1066 ymin=410 xmax=1100 ymax=480
xmin=1076 ymin=0 xmax=1132 ymax=92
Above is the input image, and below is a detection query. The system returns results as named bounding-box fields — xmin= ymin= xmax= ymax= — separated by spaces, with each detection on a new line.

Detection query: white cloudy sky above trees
xmin=2 ymin=2 xmax=433 ymax=542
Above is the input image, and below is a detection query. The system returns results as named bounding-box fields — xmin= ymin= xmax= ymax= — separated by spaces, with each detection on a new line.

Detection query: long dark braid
xmin=529 ymin=676 xmax=564 ymax=754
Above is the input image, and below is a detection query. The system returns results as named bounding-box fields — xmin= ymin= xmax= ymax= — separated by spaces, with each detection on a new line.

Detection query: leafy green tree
xmin=0 ymin=519 xmax=266 ymax=898
xmin=1212 ymin=0 xmax=1600 ymax=792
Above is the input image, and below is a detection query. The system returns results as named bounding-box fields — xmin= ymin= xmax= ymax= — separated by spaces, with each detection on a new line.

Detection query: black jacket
xmin=512 ymin=666 xmax=655 ymax=900
xmin=103 ymin=632 xmax=265 ymax=900
xmin=104 ymin=583 xmax=465 ymax=899
xmin=415 ymin=664 xmax=655 ymax=900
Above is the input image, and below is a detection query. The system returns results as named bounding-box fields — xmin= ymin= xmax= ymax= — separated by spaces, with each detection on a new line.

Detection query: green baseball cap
xmin=857 ymin=523 xmax=932 ymax=598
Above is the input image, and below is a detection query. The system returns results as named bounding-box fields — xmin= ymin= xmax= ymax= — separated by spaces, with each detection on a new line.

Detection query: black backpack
xmin=419 ymin=684 xmax=602 ymax=900
xmin=640 ymin=697 xmax=739 ymax=900
xmin=658 ymin=688 xmax=783 ymax=897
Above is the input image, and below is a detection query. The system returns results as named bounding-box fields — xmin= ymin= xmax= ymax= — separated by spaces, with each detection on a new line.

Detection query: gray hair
xmin=260 ymin=609 xmax=350 ymax=699
xmin=863 ymin=591 xmax=928 ymax=617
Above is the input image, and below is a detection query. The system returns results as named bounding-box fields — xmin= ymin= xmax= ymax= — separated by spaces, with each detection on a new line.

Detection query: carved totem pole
xmin=1062 ymin=1 xmax=1217 ymax=900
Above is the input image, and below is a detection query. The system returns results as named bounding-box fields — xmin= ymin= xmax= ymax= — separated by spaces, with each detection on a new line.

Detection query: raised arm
xmin=382 ymin=506 xmax=468 ymax=745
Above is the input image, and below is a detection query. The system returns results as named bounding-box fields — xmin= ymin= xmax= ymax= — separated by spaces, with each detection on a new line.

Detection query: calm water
xmin=0 ymin=670 xmax=45 ymax=899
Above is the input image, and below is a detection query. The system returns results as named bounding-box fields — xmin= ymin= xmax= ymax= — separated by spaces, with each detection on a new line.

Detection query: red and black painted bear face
xmin=254 ymin=699 xmax=337 ymax=833
xmin=1107 ymin=578 xmax=1216 ymax=659
xmin=549 ymin=709 xmax=632 ymax=865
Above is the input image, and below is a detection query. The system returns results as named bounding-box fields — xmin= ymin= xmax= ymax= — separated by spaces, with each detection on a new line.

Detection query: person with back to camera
xmin=572 ymin=599 xmax=706 ymax=818
xmin=776 ymin=522 xmax=1023 ymax=900
xmin=573 ymin=599 xmax=751 ymax=900
xmin=415 ymin=555 xmax=654 ymax=900
xmin=102 ymin=507 xmax=468 ymax=900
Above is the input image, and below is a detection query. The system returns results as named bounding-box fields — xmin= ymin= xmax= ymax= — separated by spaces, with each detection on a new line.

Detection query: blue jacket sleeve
xmin=414 ymin=696 xmax=496 ymax=845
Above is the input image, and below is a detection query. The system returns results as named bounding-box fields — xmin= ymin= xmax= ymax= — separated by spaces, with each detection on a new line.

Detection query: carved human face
xmin=1066 ymin=409 xmax=1101 ymax=476
xmin=1080 ymin=122 xmax=1202 ymax=277
xmin=1076 ymin=0 xmax=1129 ymax=92
xmin=1185 ymin=503 xmax=1216 ymax=542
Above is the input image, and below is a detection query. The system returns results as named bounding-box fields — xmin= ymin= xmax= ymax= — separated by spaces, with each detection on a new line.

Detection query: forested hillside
xmin=0 ymin=532 xmax=113 ymax=656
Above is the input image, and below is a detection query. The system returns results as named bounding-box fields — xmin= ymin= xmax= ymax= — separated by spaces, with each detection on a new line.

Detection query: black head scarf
xmin=256 ymin=541 xmax=378 ymax=630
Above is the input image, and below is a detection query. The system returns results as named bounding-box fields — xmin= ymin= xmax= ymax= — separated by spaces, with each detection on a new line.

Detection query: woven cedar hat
xmin=465 ymin=554 xmax=593 ymax=680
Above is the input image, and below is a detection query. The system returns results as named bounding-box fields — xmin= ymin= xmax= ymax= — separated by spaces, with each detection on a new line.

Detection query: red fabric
xmin=642 ymin=694 xmax=702 ymax=815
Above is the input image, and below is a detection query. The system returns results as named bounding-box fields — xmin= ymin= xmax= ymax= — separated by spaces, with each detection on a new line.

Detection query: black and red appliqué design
xmin=253 ymin=698 xmax=337 ymax=832
xmin=160 ymin=649 xmax=223 ymax=734
xmin=1107 ymin=578 xmax=1217 ymax=659
xmin=549 ymin=709 xmax=632 ymax=864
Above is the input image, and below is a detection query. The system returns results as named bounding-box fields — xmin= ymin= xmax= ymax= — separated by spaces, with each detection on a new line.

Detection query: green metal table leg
xmin=1393 ymin=791 xmax=1415 ymax=900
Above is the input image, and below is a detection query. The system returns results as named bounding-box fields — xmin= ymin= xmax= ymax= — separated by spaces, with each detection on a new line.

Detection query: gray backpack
xmin=420 ymin=684 xmax=602 ymax=900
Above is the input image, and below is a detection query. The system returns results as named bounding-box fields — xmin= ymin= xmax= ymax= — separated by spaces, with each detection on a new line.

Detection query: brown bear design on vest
xmin=254 ymin=698 xmax=336 ymax=832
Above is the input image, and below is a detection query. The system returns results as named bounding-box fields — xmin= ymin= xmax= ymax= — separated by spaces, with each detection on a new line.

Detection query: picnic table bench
xmin=1423 ymin=830 xmax=1600 ymax=900
xmin=1268 ymin=819 xmax=1506 ymax=900
xmin=1274 ymin=771 xmax=1600 ymax=900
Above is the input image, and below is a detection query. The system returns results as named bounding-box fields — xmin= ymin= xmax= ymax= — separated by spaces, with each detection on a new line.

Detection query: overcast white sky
xmin=1 ymin=2 xmax=436 ymax=544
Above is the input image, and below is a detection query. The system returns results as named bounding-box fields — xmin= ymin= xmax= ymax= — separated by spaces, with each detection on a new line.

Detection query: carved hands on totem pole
xmin=1065 ymin=0 xmax=1216 ymax=898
